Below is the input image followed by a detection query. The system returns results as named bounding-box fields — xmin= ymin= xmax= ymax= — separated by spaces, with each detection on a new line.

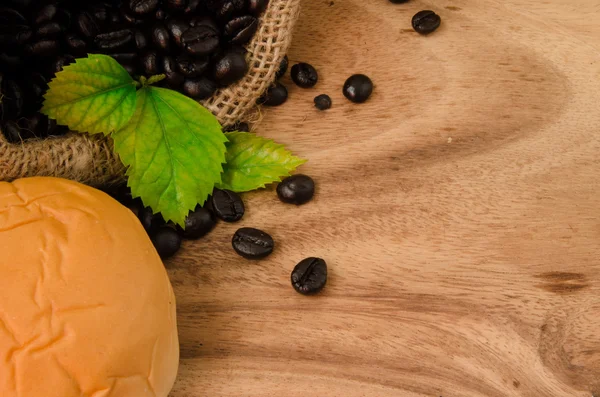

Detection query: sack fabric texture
xmin=0 ymin=0 xmax=301 ymax=187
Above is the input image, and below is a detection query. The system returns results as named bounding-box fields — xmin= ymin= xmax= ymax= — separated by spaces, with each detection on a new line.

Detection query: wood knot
xmin=534 ymin=272 xmax=588 ymax=295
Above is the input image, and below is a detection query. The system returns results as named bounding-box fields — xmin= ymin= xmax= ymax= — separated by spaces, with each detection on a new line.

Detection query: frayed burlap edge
xmin=0 ymin=0 xmax=301 ymax=187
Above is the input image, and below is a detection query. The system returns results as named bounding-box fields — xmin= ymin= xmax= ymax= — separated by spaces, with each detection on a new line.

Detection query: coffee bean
xmin=223 ymin=122 xmax=250 ymax=132
xmin=224 ymin=15 xmax=258 ymax=45
xmin=151 ymin=226 xmax=182 ymax=259
xmin=212 ymin=0 xmax=245 ymax=20
xmin=108 ymin=10 xmax=122 ymax=25
xmin=0 ymin=53 xmax=23 ymax=73
xmin=178 ymin=205 xmax=216 ymax=239
xmin=121 ymin=10 xmax=145 ymax=26
xmin=162 ymin=55 xmax=185 ymax=86
xmin=50 ymin=54 xmax=75 ymax=74
xmin=88 ymin=3 xmax=109 ymax=23
xmin=0 ymin=79 xmax=24 ymax=119
xmin=183 ymin=77 xmax=217 ymax=99
xmin=213 ymin=49 xmax=248 ymax=86
xmin=276 ymin=55 xmax=288 ymax=79
xmin=258 ymin=82 xmax=288 ymax=106
xmin=291 ymin=257 xmax=327 ymax=295
xmin=166 ymin=0 xmax=187 ymax=11
xmin=211 ymin=188 xmax=245 ymax=222
xmin=189 ymin=16 xmax=219 ymax=32
xmin=176 ymin=55 xmax=209 ymax=77
xmin=155 ymin=8 xmax=167 ymax=20
xmin=128 ymin=0 xmax=159 ymax=15
xmin=34 ymin=5 xmax=57 ymax=25
xmin=182 ymin=25 xmax=220 ymax=56
xmin=2 ymin=121 xmax=23 ymax=143
xmin=26 ymin=39 xmax=60 ymax=57
xmin=95 ymin=29 xmax=134 ymax=51
xmin=232 ymin=227 xmax=274 ymax=259
xmin=314 ymin=94 xmax=332 ymax=110
xmin=109 ymin=52 xmax=138 ymax=66
xmin=412 ymin=10 xmax=441 ymax=34
xmin=65 ymin=34 xmax=88 ymax=56
xmin=150 ymin=24 xmax=170 ymax=52
xmin=139 ymin=206 xmax=166 ymax=233
xmin=291 ymin=62 xmax=318 ymax=88
xmin=343 ymin=74 xmax=373 ymax=103
xmin=248 ymin=0 xmax=269 ymax=16
xmin=277 ymin=174 xmax=315 ymax=205
xmin=185 ymin=0 xmax=201 ymax=14
xmin=0 ymin=25 xmax=32 ymax=48
xmin=36 ymin=22 xmax=63 ymax=38
xmin=166 ymin=19 xmax=189 ymax=47
xmin=76 ymin=11 xmax=99 ymax=39
xmin=141 ymin=51 xmax=161 ymax=75
xmin=134 ymin=30 xmax=149 ymax=50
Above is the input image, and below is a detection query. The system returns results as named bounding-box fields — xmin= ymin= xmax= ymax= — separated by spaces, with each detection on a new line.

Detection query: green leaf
xmin=41 ymin=54 xmax=137 ymax=135
xmin=113 ymin=86 xmax=227 ymax=226
xmin=218 ymin=131 xmax=306 ymax=192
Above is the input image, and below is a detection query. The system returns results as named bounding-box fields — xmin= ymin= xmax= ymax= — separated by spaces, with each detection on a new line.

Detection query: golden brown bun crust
xmin=0 ymin=177 xmax=179 ymax=397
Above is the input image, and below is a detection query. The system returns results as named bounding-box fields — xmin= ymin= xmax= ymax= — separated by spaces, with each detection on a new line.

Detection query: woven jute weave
xmin=0 ymin=0 xmax=301 ymax=187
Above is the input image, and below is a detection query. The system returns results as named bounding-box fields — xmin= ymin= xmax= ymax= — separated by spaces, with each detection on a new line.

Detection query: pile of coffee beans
xmin=1 ymin=0 xmax=268 ymax=143
xmin=106 ymin=173 xmax=324 ymax=295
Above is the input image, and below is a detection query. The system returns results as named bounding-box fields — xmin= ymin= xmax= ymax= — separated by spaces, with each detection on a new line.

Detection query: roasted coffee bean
xmin=34 ymin=5 xmax=57 ymax=25
xmin=18 ymin=113 xmax=44 ymax=136
xmin=213 ymin=49 xmax=248 ymax=86
xmin=26 ymin=39 xmax=59 ymax=57
xmin=224 ymin=15 xmax=258 ymax=45
xmin=121 ymin=10 xmax=145 ymax=26
xmin=178 ymin=205 xmax=216 ymax=239
xmin=3 ymin=0 xmax=33 ymax=8
xmin=314 ymin=94 xmax=332 ymax=110
xmin=248 ymin=0 xmax=269 ymax=16
xmin=108 ymin=10 xmax=122 ymax=24
xmin=291 ymin=62 xmax=318 ymax=88
xmin=176 ymin=55 xmax=209 ymax=77
xmin=141 ymin=51 xmax=161 ymax=75
xmin=182 ymin=25 xmax=220 ymax=56
xmin=162 ymin=56 xmax=185 ymax=86
xmin=0 ymin=7 xmax=26 ymax=24
xmin=232 ymin=227 xmax=274 ymax=259
xmin=110 ymin=52 xmax=138 ymax=66
xmin=55 ymin=8 xmax=72 ymax=27
xmin=223 ymin=121 xmax=250 ymax=132
xmin=0 ymin=79 xmax=24 ymax=119
xmin=343 ymin=74 xmax=373 ymax=103
xmin=155 ymin=8 xmax=167 ymax=20
xmin=412 ymin=10 xmax=441 ymax=34
xmin=122 ymin=63 xmax=138 ymax=75
xmin=51 ymin=54 xmax=76 ymax=74
xmin=134 ymin=30 xmax=148 ymax=50
xmin=151 ymin=226 xmax=182 ymax=259
xmin=128 ymin=0 xmax=159 ymax=15
xmin=166 ymin=0 xmax=187 ymax=11
xmin=182 ymin=77 xmax=216 ymax=99
xmin=88 ymin=3 xmax=109 ymax=23
xmin=139 ymin=206 xmax=166 ymax=233
xmin=258 ymin=82 xmax=287 ymax=106
xmin=2 ymin=121 xmax=23 ymax=143
xmin=0 ymin=53 xmax=23 ymax=72
xmin=291 ymin=257 xmax=327 ymax=295
xmin=211 ymin=189 xmax=245 ymax=222
xmin=184 ymin=0 xmax=201 ymax=13
xmin=277 ymin=174 xmax=315 ymax=205
xmin=213 ymin=0 xmax=245 ymax=20
xmin=0 ymin=25 xmax=32 ymax=47
xmin=189 ymin=16 xmax=219 ymax=32
xmin=276 ymin=55 xmax=288 ymax=79
xmin=36 ymin=22 xmax=63 ymax=38
xmin=152 ymin=24 xmax=170 ymax=52
xmin=65 ymin=34 xmax=88 ymax=56
xmin=95 ymin=29 xmax=134 ymax=50
xmin=166 ymin=19 xmax=189 ymax=47
xmin=76 ymin=11 xmax=100 ymax=39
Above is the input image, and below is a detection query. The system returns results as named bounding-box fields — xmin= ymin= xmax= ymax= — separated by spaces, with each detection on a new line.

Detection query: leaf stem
xmin=147 ymin=74 xmax=166 ymax=85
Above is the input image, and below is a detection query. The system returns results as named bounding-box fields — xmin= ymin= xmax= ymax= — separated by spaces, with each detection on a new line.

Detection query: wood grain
xmin=168 ymin=1 xmax=600 ymax=395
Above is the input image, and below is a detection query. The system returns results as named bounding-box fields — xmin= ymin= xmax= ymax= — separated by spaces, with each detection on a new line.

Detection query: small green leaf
xmin=218 ymin=131 xmax=306 ymax=192
xmin=41 ymin=54 xmax=137 ymax=135
xmin=113 ymin=86 xmax=227 ymax=226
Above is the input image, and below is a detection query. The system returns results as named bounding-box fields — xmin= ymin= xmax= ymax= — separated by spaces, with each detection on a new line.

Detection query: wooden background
xmin=168 ymin=0 xmax=600 ymax=396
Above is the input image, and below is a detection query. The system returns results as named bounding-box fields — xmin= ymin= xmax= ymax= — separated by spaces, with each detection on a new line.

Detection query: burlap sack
xmin=0 ymin=0 xmax=301 ymax=187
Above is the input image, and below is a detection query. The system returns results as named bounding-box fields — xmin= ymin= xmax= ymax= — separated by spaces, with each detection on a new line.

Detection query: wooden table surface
xmin=168 ymin=1 xmax=600 ymax=396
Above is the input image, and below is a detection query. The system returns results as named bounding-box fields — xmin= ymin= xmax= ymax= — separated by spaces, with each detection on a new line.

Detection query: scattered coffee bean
xmin=277 ymin=174 xmax=315 ymax=205
xmin=412 ymin=10 xmax=441 ymax=34
xmin=258 ymin=82 xmax=288 ymax=106
xmin=276 ymin=54 xmax=288 ymax=79
xmin=291 ymin=257 xmax=327 ymax=295
xmin=211 ymin=189 xmax=245 ymax=222
xmin=178 ymin=205 xmax=216 ymax=239
xmin=343 ymin=74 xmax=373 ymax=103
xmin=314 ymin=94 xmax=332 ymax=110
xmin=291 ymin=62 xmax=318 ymax=88
xmin=139 ymin=206 xmax=166 ymax=232
xmin=232 ymin=227 xmax=274 ymax=259
xmin=213 ymin=49 xmax=248 ymax=86
xmin=151 ymin=226 xmax=182 ymax=259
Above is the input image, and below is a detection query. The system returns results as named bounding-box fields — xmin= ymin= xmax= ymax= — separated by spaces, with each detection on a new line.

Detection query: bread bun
xmin=0 ymin=177 xmax=179 ymax=397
